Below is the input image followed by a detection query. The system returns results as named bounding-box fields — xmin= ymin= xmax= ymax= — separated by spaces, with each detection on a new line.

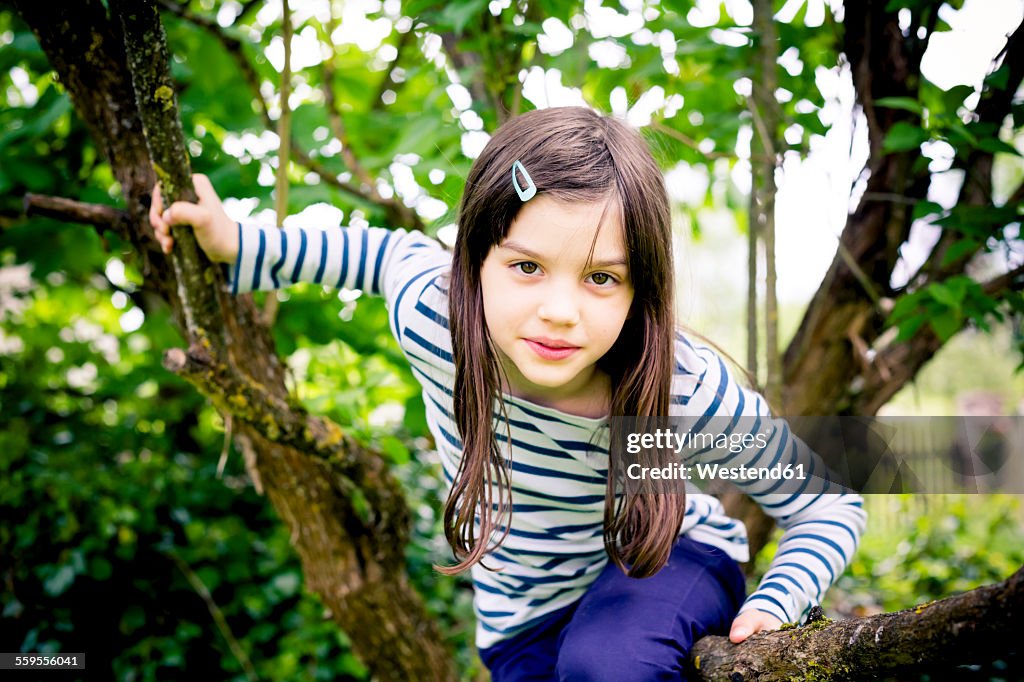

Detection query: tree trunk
xmin=782 ymin=1 xmax=1024 ymax=417
xmin=12 ymin=2 xmax=456 ymax=679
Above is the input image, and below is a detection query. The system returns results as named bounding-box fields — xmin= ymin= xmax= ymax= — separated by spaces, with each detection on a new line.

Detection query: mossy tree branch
xmin=689 ymin=564 xmax=1024 ymax=681
xmin=111 ymin=0 xmax=225 ymax=355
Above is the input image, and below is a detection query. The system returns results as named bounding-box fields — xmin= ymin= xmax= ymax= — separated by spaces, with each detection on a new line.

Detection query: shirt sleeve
xmin=225 ymin=221 xmax=443 ymax=301
xmin=672 ymin=337 xmax=867 ymax=626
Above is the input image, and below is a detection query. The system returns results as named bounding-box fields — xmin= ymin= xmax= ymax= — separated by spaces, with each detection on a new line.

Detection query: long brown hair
xmin=442 ymin=106 xmax=686 ymax=578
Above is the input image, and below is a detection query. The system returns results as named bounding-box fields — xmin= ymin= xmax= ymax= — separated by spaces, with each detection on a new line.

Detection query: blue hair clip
xmin=512 ymin=160 xmax=536 ymax=201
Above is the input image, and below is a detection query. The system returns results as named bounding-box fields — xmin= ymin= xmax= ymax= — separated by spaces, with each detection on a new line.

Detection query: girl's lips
xmin=525 ymin=339 xmax=580 ymax=361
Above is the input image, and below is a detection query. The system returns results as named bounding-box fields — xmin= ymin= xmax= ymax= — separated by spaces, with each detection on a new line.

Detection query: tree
xmin=2 ymin=0 xmax=1021 ymax=679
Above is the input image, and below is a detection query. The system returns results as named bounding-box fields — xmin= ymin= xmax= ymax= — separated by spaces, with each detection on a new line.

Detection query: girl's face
xmin=480 ymin=195 xmax=634 ymax=408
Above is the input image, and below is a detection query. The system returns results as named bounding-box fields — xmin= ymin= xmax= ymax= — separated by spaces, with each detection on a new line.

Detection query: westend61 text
xmin=625 ymin=462 xmax=807 ymax=481
xmin=625 ymin=428 xmax=770 ymax=455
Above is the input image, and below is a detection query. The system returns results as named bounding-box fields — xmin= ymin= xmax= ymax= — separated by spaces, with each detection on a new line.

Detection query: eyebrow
xmin=498 ymin=240 xmax=628 ymax=269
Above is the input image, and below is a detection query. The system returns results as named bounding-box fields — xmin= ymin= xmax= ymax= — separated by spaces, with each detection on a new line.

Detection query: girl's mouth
xmin=525 ymin=339 xmax=580 ymax=361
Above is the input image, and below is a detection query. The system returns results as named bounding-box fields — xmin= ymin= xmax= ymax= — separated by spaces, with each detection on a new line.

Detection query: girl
xmin=150 ymin=106 xmax=866 ymax=681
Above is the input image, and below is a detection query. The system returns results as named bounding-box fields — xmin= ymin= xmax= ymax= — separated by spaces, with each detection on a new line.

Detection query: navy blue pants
xmin=478 ymin=535 xmax=746 ymax=681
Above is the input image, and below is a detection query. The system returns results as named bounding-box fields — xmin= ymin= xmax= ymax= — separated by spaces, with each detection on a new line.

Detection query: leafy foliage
xmin=1 ymin=0 xmax=1022 ymax=678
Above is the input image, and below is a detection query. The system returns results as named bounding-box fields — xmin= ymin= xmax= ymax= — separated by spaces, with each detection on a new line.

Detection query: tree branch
xmin=166 ymin=550 xmax=258 ymax=682
xmin=22 ymin=193 xmax=130 ymax=237
xmin=113 ymin=0 xmax=227 ymax=357
xmin=690 ymin=564 xmax=1024 ymax=681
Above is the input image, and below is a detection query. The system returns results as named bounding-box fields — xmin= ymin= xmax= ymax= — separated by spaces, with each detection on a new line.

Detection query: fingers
xmin=163 ymin=201 xmax=207 ymax=231
xmin=192 ymin=173 xmax=220 ymax=205
xmin=149 ymin=183 xmax=164 ymax=231
xmin=150 ymin=174 xmax=217 ymax=256
xmin=149 ymin=184 xmax=175 ymax=254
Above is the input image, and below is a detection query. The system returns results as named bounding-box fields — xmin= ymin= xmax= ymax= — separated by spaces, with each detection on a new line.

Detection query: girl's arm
xmin=674 ymin=338 xmax=868 ymax=634
xmin=149 ymin=174 xmax=445 ymax=301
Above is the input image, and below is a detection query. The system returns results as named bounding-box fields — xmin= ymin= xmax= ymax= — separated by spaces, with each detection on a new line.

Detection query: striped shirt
xmin=228 ymin=221 xmax=867 ymax=649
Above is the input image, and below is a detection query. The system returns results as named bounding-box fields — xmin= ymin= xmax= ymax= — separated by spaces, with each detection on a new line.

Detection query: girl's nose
xmin=537 ymin=284 xmax=581 ymax=326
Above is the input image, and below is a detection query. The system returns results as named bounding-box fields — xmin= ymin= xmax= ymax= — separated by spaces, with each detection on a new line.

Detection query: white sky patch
xmin=686 ymin=0 xmax=721 ymax=28
xmin=222 ymin=198 xmax=261 ymax=223
xmin=610 ymin=86 xmax=628 ymax=118
xmin=255 ymin=0 xmax=281 ymax=27
xmin=627 ymin=86 xmax=665 ymax=127
xmin=7 ymin=66 xmax=38 ymax=107
xmin=520 ymin=67 xmax=588 ymax=109
xmin=266 ymin=25 xmax=327 ymax=71
xmin=437 ymin=224 xmax=458 ymax=247
xmin=921 ymin=0 xmax=1024 ymax=90
xmin=710 ymin=28 xmax=749 ymax=48
xmin=922 ymin=139 xmax=956 ymax=173
xmin=538 ymin=17 xmax=574 ymax=55
xmin=119 ymin=309 xmax=145 ymax=334
xmin=222 ymin=131 xmax=280 ymax=158
xmin=330 ymin=5 xmax=392 ymax=52
xmin=489 ymin=0 xmax=512 ymax=16
xmin=378 ymin=43 xmax=398 ymax=62
xmin=665 ymin=162 xmax=710 ymax=206
xmin=589 ymin=40 xmax=630 ymax=69
xmin=459 ymin=109 xmax=485 ymax=131
xmin=104 ymin=258 xmax=130 ymax=290
xmin=416 ymin=197 xmax=449 ymax=221
xmin=421 ymin=33 xmax=445 ymax=67
xmin=664 ymin=93 xmax=685 ymax=119
xmin=778 ymin=46 xmax=804 ymax=76
xmin=724 ymin=0 xmax=753 ymax=26
xmin=631 ymin=28 xmax=654 ymax=46
xmin=446 ymin=83 xmax=472 ymax=111
xmin=776 ymin=0 xmax=826 ymax=26
xmin=461 ymin=131 xmax=491 ymax=159
xmin=584 ymin=0 xmax=644 ymax=37
xmin=283 ymin=203 xmax=344 ymax=229
xmin=389 ymin=160 xmax=422 ymax=203
xmin=217 ymin=1 xmax=241 ymax=27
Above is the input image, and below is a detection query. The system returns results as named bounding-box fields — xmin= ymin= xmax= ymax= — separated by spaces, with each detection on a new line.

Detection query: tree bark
xmin=689 ymin=564 xmax=1024 ymax=681
xmin=12 ymin=2 xmax=456 ymax=679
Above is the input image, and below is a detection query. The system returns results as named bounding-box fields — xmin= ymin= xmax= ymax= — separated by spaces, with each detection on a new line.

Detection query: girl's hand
xmin=729 ymin=611 xmax=784 ymax=644
xmin=149 ymin=173 xmax=239 ymax=264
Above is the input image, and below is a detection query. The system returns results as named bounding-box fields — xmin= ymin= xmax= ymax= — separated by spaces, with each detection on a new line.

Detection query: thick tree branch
xmin=112 ymin=0 xmax=227 ymax=357
xmin=162 ymin=345 xmax=411 ymax=541
xmin=690 ymin=564 xmax=1024 ymax=681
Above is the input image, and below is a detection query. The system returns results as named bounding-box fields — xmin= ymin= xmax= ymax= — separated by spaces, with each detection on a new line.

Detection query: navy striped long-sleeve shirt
xmin=227 ymin=221 xmax=867 ymax=648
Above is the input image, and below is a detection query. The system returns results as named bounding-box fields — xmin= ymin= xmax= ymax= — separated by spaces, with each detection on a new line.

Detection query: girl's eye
xmin=588 ymin=272 xmax=617 ymax=286
xmin=515 ymin=262 xmax=539 ymax=275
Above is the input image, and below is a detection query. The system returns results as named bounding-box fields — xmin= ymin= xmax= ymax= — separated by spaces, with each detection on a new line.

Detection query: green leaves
xmin=887 ymin=276 xmax=999 ymax=343
xmin=874 ymin=96 xmax=924 ymax=115
xmin=883 ymin=121 xmax=929 ymax=153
